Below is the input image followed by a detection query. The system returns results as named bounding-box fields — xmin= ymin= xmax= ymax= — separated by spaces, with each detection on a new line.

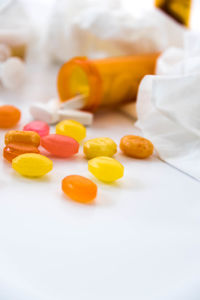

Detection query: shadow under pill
xmin=10 ymin=171 xmax=52 ymax=183
xmin=61 ymin=193 xmax=96 ymax=207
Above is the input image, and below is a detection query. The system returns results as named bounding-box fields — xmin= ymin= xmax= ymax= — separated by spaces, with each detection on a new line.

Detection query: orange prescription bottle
xmin=57 ymin=53 xmax=159 ymax=111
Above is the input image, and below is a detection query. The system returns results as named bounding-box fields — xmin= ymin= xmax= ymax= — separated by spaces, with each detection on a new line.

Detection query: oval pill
xmin=4 ymin=130 xmax=41 ymax=162
xmin=4 ymin=143 xmax=40 ymax=162
xmin=5 ymin=130 xmax=40 ymax=147
xmin=120 ymin=135 xmax=154 ymax=159
xmin=88 ymin=156 xmax=124 ymax=183
xmin=56 ymin=119 xmax=86 ymax=142
xmin=83 ymin=137 xmax=117 ymax=159
xmin=0 ymin=105 xmax=21 ymax=128
xmin=23 ymin=120 xmax=50 ymax=137
xmin=12 ymin=153 xmax=53 ymax=177
xmin=62 ymin=175 xmax=97 ymax=203
xmin=41 ymin=134 xmax=79 ymax=158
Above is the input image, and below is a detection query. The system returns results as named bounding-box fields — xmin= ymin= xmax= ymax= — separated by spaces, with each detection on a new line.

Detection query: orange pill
xmin=5 ymin=130 xmax=40 ymax=147
xmin=120 ymin=135 xmax=154 ymax=159
xmin=4 ymin=143 xmax=40 ymax=162
xmin=62 ymin=175 xmax=97 ymax=203
xmin=3 ymin=130 xmax=40 ymax=162
xmin=0 ymin=105 xmax=21 ymax=128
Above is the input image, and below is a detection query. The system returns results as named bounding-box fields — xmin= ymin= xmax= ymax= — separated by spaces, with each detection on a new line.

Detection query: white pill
xmin=30 ymin=102 xmax=59 ymax=124
xmin=58 ymin=109 xmax=93 ymax=126
xmin=60 ymin=94 xmax=86 ymax=110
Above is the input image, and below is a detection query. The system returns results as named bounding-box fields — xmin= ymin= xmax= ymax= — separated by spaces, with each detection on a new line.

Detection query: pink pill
xmin=23 ymin=121 xmax=50 ymax=137
xmin=41 ymin=134 xmax=79 ymax=158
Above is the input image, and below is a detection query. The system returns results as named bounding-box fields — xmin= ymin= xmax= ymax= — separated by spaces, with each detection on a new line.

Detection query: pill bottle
xmin=155 ymin=0 xmax=192 ymax=27
xmin=57 ymin=53 xmax=159 ymax=111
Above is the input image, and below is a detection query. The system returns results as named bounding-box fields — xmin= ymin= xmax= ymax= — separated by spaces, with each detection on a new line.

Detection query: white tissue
xmin=46 ymin=0 xmax=185 ymax=62
xmin=0 ymin=0 xmax=31 ymax=47
xmin=136 ymin=33 xmax=200 ymax=181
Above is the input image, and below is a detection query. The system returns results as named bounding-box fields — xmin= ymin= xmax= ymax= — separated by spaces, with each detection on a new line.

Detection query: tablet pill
xmin=83 ymin=137 xmax=117 ymax=159
xmin=12 ymin=153 xmax=53 ymax=177
xmin=88 ymin=156 xmax=124 ymax=183
xmin=4 ymin=143 xmax=40 ymax=162
xmin=5 ymin=130 xmax=40 ymax=147
xmin=58 ymin=109 xmax=93 ymax=126
xmin=62 ymin=175 xmax=97 ymax=203
xmin=23 ymin=120 xmax=49 ymax=137
xmin=4 ymin=130 xmax=40 ymax=162
xmin=0 ymin=105 xmax=21 ymax=128
xmin=56 ymin=120 xmax=86 ymax=142
xmin=120 ymin=135 xmax=154 ymax=159
xmin=41 ymin=134 xmax=79 ymax=158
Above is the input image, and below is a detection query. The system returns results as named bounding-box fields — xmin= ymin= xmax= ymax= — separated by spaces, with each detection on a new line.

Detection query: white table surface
xmin=0 ymin=61 xmax=200 ymax=300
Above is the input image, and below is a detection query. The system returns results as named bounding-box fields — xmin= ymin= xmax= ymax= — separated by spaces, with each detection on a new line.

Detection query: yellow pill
xmin=88 ymin=156 xmax=124 ymax=183
xmin=83 ymin=137 xmax=117 ymax=159
xmin=12 ymin=153 xmax=53 ymax=177
xmin=56 ymin=120 xmax=86 ymax=142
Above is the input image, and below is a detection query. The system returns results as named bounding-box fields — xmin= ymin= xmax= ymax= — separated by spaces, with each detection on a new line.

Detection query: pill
xmin=59 ymin=94 xmax=86 ymax=110
xmin=56 ymin=120 xmax=86 ymax=142
xmin=23 ymin=120 xmax=50 ymax=137
xmin=5 ymin=130 xmax=40 ymax=147
xmin=12 ymin=153 xmax=53 ymax=177
xmin=41 ymin=134 xmax=79 ymax=158
xmin=58 ymin=109 xmax=93 ymax=126
xmin=4 ymin=130 xmax=40 ymax=162
xmin=4 ymin=143 xmax=40 ymax=162
xmin=88 ymin=156 xmax=124 ymax=183
xmin=62 ymin=175 xmax=97 ymax=203
xmin=30 ymin=99 xmax=60 ymax=124
xmin=83 ymin=137 xmax=117 ymax=159
xmin=120 ymin=135 xmax=154 ymax=159
xmin=0 ymin=105 xmax=21 ymax=128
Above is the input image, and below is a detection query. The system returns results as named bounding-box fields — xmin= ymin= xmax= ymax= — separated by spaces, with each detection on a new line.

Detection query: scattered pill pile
xmin=0 ymin=104 xmax=154 ymax=204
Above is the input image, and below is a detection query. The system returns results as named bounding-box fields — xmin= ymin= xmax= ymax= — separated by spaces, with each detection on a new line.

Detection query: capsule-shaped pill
xmin=5 ymin=130 xmax=40 ymax=147
xmin=4 ymin=143 xmax=40 ymax=162
xmin=12 ymin=153 xmax=53 ymax=177
xmin=4 ymin=130 xmax=41 ymax=162
xmin=41 ymin=134 xmax=79 ymax=158
xmin=88 ymin=156 xmax=124 ymax=183
xmin=62 ymin=175 xmax=97 ymax=203
xmin=83 ymin=137 xmax=117 ymax=159
xmin=0 ymin=105 xmax=21 ymax=128
xmin=56 ymin=120 xmax=86 ymax=142
xmin=120 ymin=135 xmax=154 ymax=159
xmin=23 ymin=120 xmax=50 ymax=137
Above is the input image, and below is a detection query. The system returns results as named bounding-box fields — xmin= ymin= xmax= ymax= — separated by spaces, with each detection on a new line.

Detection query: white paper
xmin=136 ymin=33 xmax=200 ymax=180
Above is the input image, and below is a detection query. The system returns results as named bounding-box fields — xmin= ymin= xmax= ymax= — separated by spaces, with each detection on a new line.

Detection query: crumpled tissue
xmin=136 ymin=32 xmax=200 ymax=181
xmin=46 ymin=0 xmax=185 ymax=62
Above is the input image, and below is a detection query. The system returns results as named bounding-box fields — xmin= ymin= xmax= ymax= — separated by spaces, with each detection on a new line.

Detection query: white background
xmin=0 ymin=1 xmax=200 ymax=299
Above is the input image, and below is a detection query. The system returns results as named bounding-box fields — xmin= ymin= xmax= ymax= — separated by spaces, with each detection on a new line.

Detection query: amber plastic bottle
xmin=57 ymin=53 xmax=159 ymax=111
